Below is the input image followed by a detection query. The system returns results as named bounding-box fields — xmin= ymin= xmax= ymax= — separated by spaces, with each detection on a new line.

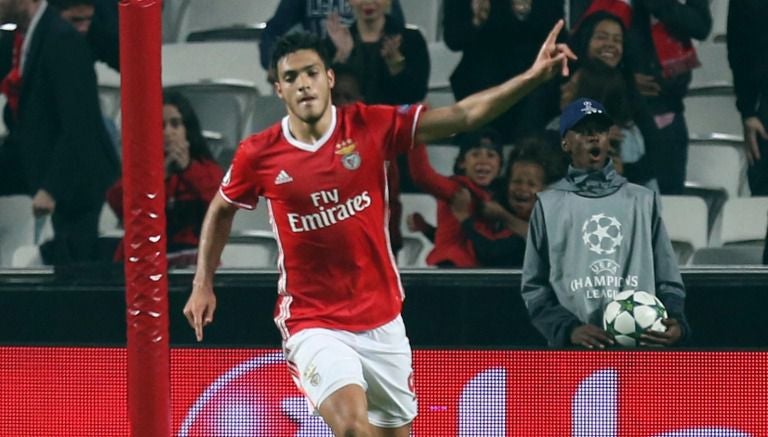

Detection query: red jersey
xmin=221 ymin=103 xmax=424 ymax=339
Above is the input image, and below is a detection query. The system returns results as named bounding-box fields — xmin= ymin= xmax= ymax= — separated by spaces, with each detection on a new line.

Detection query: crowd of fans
xmin=0 ymin=0 xmax=766 ymax=268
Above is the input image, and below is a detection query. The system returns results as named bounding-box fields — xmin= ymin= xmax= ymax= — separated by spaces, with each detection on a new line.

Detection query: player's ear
xmin=326 ymin=66 xmax=335 ymax=89
xmin=561 ymin=138 xmax=569 ymax=152
xmin=274 ymin=80 xmax=283 ymax=99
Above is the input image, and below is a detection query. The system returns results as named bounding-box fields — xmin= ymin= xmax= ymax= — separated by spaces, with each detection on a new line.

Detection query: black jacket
xmin=0 ymin=7 xmax=118 ymax=214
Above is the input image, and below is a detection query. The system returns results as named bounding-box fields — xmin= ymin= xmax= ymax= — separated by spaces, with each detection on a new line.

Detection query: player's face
xmin=459 ymin=147 xmax=501 ymax=187
xmin=163 ymin=104 xmax=186 ymax=147
xmin=563 ymin=118 xmax=611 ymax=171
xmin=588 ymin=19 xmax=623 ymax=68
xmin=275 ymin=49 xmax=334 ymax=125
xmin=349 ymin=0 xmax=391 ymax=22
xmin=507 ymin=161 xmax=545 ymax=220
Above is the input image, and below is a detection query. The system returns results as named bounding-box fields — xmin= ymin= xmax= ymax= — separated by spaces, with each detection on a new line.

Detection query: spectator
xmin=408 ymin=129 xmax=508 ymax=267
xmin=582 ymin=0 xmax=710 ymax=193
xmin=561 ymin=12 xmax=658 ymax=189
xmin=258 ymin=0 xmax=404 ymax=76
xmin=49 ymin=0 xmax=119 ymax=70
xmin=326 ymin=0 xmax=429 ymax=105
xmin=460 ymin=140 xmax=554 ymax=267
xmin=727 ymin=0 xmax=768 ymax=196
xmin=443 ymin=0 xmax=563 ymax=143
xmin=0 ymin=0 xmax=119 ymax=265
xmin=521 ymin=97 xmax=689 ymax=348
xmin=106 ymin=92 xmax=223 ymax=267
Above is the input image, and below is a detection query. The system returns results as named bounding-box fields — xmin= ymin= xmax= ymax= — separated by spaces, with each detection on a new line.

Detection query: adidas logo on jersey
xmin=275 ymin=170 xmax=293 ymax=185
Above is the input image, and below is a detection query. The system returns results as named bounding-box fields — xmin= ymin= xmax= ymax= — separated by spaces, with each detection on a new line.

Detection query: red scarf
xmin=1 ymin=32 xmax=24 ymax=120
xmin=578 ymin=0 xmax=700 ymax=78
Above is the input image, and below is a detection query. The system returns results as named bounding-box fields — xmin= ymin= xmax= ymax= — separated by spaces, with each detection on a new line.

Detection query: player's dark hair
xmin=162 ymin=90 xmax=214 ymax=162
xmin=270 ymin=32 xmax=331 ymax=80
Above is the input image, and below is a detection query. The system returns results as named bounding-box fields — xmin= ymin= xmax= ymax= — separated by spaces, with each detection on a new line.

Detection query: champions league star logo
xmin=582 ymin=213 xmax=623 ymax=255
xmin=335 ymin=139 xmax=361 ymax=170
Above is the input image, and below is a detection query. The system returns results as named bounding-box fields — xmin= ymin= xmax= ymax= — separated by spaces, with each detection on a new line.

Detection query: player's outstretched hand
xmin=640 ymin=318 xmax=682 ymax=347
xmin=571 ymin=324 xmax=614 ymax=349
xmin=531 ymin=19 xmax=576 ymax=81
xmin=183 ymin=283 xmax=217 ymax=342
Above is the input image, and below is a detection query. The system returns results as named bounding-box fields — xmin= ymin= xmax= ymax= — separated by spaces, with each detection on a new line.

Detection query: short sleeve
xmin=388 ymin=103 xmax=425 ymax=156
xmin=219 ymin=140 xmax=260 ymax=210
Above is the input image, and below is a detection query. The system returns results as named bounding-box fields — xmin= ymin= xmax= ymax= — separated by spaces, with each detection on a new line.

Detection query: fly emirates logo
xmin=287 ymin=188 xmax=372 ymax=233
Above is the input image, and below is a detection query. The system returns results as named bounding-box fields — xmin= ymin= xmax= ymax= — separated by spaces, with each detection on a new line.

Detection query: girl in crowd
xmin=107 ymin=91 xmax=224 ymax=266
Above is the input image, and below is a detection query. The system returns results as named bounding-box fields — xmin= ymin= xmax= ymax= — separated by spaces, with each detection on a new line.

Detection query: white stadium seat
xmin=221 ymin=231 xmax=278 ymax=269
xmin=172 ymin=0 xmax=280 ymax=42
xmin=686 ymin=139 xmax=750 ymax=199
xmin=717 ymin=197 xmax=768 ymax=246
xmin=399 ymin=193 xmax=438 ymax=267
xmin=660 ymin=195 xmax=709 ymax=265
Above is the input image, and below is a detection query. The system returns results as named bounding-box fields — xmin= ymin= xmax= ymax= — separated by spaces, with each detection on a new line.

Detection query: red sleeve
xmin=408 ymin=143 xmax=461 ymax=201
xmin=178 ymin=159 xmax=224 ymax=203
xmin=219 ymin=139 xmax=261 ymax=210
xmin=105 ymin=179 xmax=124 ymax=219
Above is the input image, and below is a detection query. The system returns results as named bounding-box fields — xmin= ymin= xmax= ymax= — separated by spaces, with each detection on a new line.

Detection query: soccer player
xmin=183 ymin=20 xmax=573 ymax=436
xmin=520 ymin=98 xmax=689 ymax=350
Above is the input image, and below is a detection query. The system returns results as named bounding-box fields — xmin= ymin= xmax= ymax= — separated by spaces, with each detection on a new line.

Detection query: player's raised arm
xmin=415 ymin=19 xmax=575 ymax=144
xmin=183 ymin=192 xmax=238 ymax=341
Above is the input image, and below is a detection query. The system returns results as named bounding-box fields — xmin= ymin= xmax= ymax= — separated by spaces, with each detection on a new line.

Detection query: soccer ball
xmin=603 ymin=290 xmax=668 ymax=347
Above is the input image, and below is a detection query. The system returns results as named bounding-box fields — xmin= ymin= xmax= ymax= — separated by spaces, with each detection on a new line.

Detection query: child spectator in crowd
xmin=106 ymin=92 xmax=223 ymax=267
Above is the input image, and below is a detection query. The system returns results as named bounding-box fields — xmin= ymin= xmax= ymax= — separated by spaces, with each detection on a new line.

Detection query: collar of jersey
xmin=281 ymin=105 xmax=337 ymax=152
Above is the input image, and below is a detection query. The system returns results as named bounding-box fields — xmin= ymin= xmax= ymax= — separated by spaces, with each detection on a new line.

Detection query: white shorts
xmin=283 ymin=315 xmax=417 ymax=428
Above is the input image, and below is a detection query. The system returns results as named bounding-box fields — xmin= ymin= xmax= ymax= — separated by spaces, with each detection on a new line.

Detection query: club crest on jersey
xmin=335 ymin=138 xmax=361 ymax=170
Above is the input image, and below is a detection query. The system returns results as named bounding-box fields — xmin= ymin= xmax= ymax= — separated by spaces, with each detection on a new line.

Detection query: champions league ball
xmin=603 ymin=290 xmax=668 ymax=347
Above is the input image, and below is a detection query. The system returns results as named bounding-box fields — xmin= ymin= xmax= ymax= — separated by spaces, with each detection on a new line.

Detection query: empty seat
xmin=401 ymin=0 xmax=442 ymax=42
xmin=0 ymin=196 xmax=34 ymax=266
xmin=427 ymin=41 xmax=461 ymax=90
xmin=686 ymin=139 xmax=750 ymax=199
xmin=690 ymin=42 xmax=732 ymax=89
xmin=11 ymin=244 xmax=44 ymax=268
xmin=221 ymin=231 xmax=278 ymax=268
xmin=718 ymin=197 xmax=768 ymax=246
xmin=660 ymin=195 xmax=709 ymax=265
xmin=173 ymin=0 xmax=280 ymax=43
xmin=690 ymin=246 xmax=764 ymax=266
xmin=162 ymin=42 xmax=269 ymax=94
xmin=245 ymin=94 xmax=285 ymax=135
xmin=399 ymin=193 xmax=438 ymax=267
xmin=684 ymin=90 xmax=742 ymax=138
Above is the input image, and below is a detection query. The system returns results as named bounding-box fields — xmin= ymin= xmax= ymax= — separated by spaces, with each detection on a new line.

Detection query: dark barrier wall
xmin=0 ymin=268 xmax=766 ymax=347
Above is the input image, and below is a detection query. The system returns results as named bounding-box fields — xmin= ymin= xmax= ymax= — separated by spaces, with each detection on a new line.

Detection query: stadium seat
xmin=717 ymin=197 xmax=768 ymax=246
xmin=245 ymin=94 xmax=285 ymax=136
xmin=683 ymin=89 xmax=742 ymax=138
xmin=690 ymin=246 xmax=764 ymax=266
xmin=11 ymin=244 xmax=44 ymax=268
xmin=708 ymin=0 xmax=729 ymax=43
xmin=427 ymin=41 xmax=461 ymax=90
xmin=690 ymin=42 xmax=732 ymax=89
xmin=0 ymin=196 xmax=35 ymax=267
xmin=425 ymin=89 xmax=455 ymax=111
xmin=660 ymin=195 xmax=709 ymax=265
xmin=221 ymin=231 xmax=278 ymax=268
xmin=172 ymin=0 xmax=280 ymax=43
xmin=401 ymin=0 xmax=442 ymax=42
xmin=685 ymin=139 xmax=749 ymax=199
xmin=99 ymin=203 xmax=123 ymax=238
xmin=162 ymin=42 xmax=269 ymax=94
xmin=425 ymin=144 xmax=460 ymax=177
xmin=399 ymin=193 xmax=437 ymax=268
xmin=231 ymin=200 xmax=274 ymax=235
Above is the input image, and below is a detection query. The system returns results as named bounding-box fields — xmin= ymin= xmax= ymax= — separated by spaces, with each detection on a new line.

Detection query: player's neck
xmin=287 ymin=108 xmax=334 ymax=144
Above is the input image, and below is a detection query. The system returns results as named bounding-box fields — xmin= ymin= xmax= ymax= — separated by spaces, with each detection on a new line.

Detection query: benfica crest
xmin=335 ymin=138 xmax=361 ymax=170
